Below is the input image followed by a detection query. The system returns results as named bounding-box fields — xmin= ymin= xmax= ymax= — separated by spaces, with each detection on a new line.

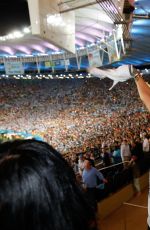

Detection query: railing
xmin=95 ymin=157 xmax=149 ymax=201
xmin=98 ymin=161 xmax=129 ymax=171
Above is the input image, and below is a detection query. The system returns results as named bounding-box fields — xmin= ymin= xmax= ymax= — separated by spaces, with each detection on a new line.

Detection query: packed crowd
xmin=0 ymin=72 xmax=149 ymax=230
xmin=0 ymin=77 xmax=150 ymax=157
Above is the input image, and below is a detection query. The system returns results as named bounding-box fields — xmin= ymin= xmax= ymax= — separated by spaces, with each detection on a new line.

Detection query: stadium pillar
xmin=36 ymin=56 xmax=40 ymax=74
xmin=76 ymin=51 xmax=81 ymax=70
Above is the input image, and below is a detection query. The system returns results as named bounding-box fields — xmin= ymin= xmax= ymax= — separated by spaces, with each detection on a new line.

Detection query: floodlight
xmin=23 ymin=27 xmax=31 ymax=34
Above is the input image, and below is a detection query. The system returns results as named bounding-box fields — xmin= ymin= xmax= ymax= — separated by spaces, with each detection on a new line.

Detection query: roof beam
xmin=60 ymin=1 xmax=97 ymax=13
xmin=133 ymin=14 xmax=150 ymax=19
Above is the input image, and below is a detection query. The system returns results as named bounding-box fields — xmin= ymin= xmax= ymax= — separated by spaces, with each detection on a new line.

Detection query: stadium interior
xmin=0 ymin=1 xmax=150 ymax=230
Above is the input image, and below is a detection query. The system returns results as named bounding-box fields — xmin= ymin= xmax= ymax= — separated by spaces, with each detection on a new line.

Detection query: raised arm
xmin=134 ymin=72 xmax=150 ymax=112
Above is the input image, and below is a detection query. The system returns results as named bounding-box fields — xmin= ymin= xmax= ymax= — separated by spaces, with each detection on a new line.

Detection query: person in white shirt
xmin=143 ymin=135 xmax=150 ymax=153
xmin=121 ymin=139 xmax=131 ymax=167
xmin=78 ymin=155 xmax=85 ymax=175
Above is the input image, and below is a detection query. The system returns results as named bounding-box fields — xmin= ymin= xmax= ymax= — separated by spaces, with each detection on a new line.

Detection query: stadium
xmin=0 ymin=0 xmax=150 ymax=230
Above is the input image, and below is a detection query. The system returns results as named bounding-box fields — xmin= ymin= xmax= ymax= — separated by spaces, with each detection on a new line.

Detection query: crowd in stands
xmin=0 ymin=76 xmax=150 ymax=199
xmin=1 ymin=77 xmax=149 ymax=153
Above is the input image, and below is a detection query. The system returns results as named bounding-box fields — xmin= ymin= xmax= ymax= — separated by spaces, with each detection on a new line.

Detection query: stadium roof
xmin=0 ymin=0 xmax=150 ymax=67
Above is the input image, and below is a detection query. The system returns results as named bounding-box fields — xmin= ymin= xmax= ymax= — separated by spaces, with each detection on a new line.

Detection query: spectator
xmin=100 ymin=147 xmax=112 ymax=167
xmin=82 ymin=158 xmax=107 ymax=210
xmin=78 ymin=154 xmax=85 ymax=175
xmin=143 ymin=134 xmax=150 ymax=154
xmin=0 ymin=139 xmax=97 ymax=230
xmin=130 ymin=139 xmax=142 ymax=195
xmin=121 ymin=139 xmax=131 ymax=167
xmin=112 ymin=145 xmax=122 ymax=164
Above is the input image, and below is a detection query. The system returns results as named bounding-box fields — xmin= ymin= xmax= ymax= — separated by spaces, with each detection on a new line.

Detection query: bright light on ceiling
xmin=47 ymin=14 xmax=65 ymax=26
xmin=13 ymin=31 xmax=24 ymax=38
xmin=23 ymin=27 xmax=31 ymax=34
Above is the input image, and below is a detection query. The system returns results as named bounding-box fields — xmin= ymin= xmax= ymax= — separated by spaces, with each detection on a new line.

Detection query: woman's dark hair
xmin=0 ymin=140 xmax=95 ymax=230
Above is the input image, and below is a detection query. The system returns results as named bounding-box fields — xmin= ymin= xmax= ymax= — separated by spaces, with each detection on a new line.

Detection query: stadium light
xmin=13 ymin=31 xmax=24 ymax=38
xmin=0 ymin=37 xmax=6 ymax=41
xmin=23 ymin=27 xmax=31 ymax=34
xmin=6 ymin=34 xmax=15 ymax=39
xmin=47 ymin=14 xmax=65 ymax=27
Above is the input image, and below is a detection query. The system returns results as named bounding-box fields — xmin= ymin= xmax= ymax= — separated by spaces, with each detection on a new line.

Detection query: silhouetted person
xmin=0 ymin=139 xmax=97 ymax=230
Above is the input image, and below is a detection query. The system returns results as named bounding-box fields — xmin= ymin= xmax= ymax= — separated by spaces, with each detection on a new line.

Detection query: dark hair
xmin=85 ymin=158 xmax=95 ymax=167
xmin=0 ymin=140 xmax=95 ymax=230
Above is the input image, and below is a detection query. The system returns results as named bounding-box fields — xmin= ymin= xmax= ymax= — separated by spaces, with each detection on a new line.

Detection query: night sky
xmin=0 ymin=0 xmax=30 ymax=35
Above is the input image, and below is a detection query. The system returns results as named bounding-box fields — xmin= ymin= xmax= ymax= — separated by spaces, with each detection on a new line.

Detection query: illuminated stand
xmin=74 ymin=25 xmax=126 ymax=70
xmin=59 ymin=0 xmax=130 ymax=70
xmin=0 ymin=0 xmax=132 ymax=74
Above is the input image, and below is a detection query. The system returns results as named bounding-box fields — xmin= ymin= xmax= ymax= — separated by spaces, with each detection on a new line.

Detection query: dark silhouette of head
xmin=0 ymin=139 xmax=95 ymax=230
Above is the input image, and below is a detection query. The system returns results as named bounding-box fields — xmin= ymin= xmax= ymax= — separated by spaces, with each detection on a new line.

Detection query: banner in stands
xmin=5 ymin=62 xmax=24 ymax=75
xmin=61 ymin=59 xmax=70 ymax=66
xmin=45 ymin=61 xmax=55 ymax=67
xmin=106 ymin=36 xmax=119 ymax=63
xmin=54 ymin=59 xmax=70 ymax=66
xmin=88 ymin=50 xmax=102 ymax=67
xmin=45 ymin=60 xmax=70 ymax=68
xmin=0 ymin=129 xmax=43 ymax=141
